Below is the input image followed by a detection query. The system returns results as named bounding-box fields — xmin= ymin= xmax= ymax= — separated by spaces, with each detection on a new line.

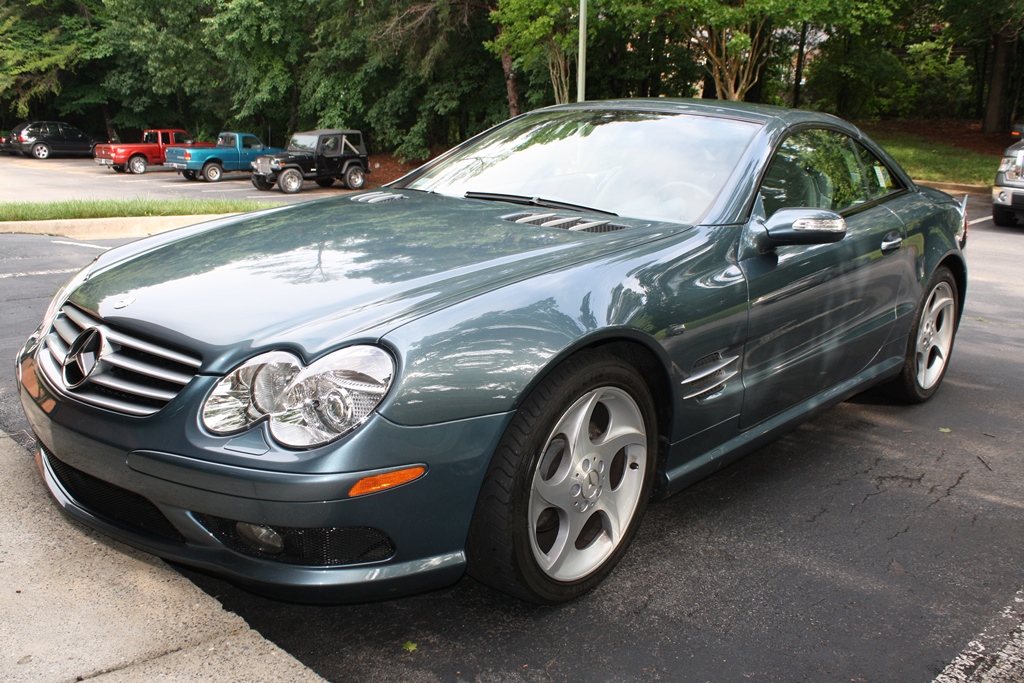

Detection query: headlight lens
xmin=202 ymin=346 xmax=394 ymax=448
xmin=269 ymin=159 xmax=281 ymax=169
xmin=41 ymin=265 xmax=92 ymax=331
xmin=999 ymin=155 xmax=1022 ymax=180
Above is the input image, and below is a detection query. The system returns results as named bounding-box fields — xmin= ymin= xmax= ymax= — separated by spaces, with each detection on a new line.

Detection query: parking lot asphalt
xmin=1 ymin=166 xmax=1022 ymax=682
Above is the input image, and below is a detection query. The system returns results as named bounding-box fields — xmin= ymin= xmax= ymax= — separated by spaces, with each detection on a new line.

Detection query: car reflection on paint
xmin=16 ymin=99 xmax=968 ymax=604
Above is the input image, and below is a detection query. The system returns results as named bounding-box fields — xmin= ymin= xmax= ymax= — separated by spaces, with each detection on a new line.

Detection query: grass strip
xmin=865 ymin=130 xmax=996 ymax=185
xmin=0 ymin=198 xmax=281 ymax=222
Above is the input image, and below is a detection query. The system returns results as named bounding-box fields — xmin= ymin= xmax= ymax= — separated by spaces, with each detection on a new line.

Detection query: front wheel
xmin=886 ymin=266 xmax=959 ymax=403
xmin=128 ymin=155 xmax=147 ymax=174
xmin=466 ymin=348 xmax=657 ymax=603
xmin=251 ymin=175 xmax=274 ymax=191
xmin=277 ymin=168 xmax=303 ymax=194
xmin=31 ymin=143 xmax=50 ymax=159
xmin=343 ymin=165 xmax=366 ymax=190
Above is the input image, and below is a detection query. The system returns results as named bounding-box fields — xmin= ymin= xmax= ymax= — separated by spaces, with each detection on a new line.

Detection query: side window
xmin=760 ymin=129 xmax=870 ymax=217
xmin=242 ymin=135 xmax=262 ymax=150
xmin=60 ymin=124 xmax=84 ymax=138
xmin=160 ymin=132 xmax=171 ymax=145
xmin=854 ymin=142 xmax=901 ymax=198
xmin=319 ymin=136 xmax=340 ymax=156
xmin=143 ymin=131 xmax=158 ymax=144
xmin=173 ymin=132 xmax=192 ymax=144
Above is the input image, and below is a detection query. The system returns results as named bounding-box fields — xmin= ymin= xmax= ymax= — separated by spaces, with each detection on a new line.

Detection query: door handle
xmin=880 ymin=232 xmax=903 ymax=252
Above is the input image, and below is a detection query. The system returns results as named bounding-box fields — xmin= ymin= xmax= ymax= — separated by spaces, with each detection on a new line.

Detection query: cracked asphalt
xmin=1 ymin=191 xmax=1020 ymax=682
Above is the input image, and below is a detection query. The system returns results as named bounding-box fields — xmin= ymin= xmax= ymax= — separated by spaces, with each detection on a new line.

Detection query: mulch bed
xmin=858 ymin=119 xmax=1015 ymax=156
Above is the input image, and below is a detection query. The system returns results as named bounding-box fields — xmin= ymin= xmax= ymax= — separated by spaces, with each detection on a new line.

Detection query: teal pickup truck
xmin=165 ymin=132 xmax=284 ymax=182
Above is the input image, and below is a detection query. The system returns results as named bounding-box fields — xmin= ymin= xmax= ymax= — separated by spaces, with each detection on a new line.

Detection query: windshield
xmin=404 ymin=109 xmax=760 ymax=224
xmin=288 ymin=134 xmax=319 ymax=152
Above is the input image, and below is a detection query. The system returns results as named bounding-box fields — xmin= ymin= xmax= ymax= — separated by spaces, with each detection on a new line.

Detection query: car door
xmin=316 ymin=134 xmax=343 ymax=178
xmin=58 ymin=124 xmax=90 ymax=154
xmin=240 ymin=135 xmax=265 ymax=168
xmin=739 ymin=127 xmax=907 ymax=428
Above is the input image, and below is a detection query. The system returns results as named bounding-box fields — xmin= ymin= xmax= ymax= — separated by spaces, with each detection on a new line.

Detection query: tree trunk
xmin=501 ymin=48 xmax=520 ymax=118
xmin=792 ymin=22 xmax=809 ymax=108
xmin=983 ymin=28 xmax=1016 ymax=134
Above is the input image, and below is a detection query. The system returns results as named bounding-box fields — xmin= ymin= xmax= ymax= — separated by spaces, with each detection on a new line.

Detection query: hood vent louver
xmin=351 ymin=191 xmax=407 ymax=203
xmin=502 ymin=212 xmax=628 ymax=234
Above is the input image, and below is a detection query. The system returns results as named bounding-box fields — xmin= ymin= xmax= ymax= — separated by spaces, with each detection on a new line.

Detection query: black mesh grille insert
xmin=42 ymin=446 xmax=185 ymax=542
xmin=195 ymin=514 xmax=395 ymax=567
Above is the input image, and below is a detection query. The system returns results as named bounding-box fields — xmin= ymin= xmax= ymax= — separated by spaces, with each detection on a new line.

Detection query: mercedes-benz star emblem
xmin=62 ymin=328 xmax=105 ymax=389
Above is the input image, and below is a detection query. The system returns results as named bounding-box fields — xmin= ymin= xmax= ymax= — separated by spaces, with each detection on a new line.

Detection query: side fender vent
xmin=502 ymin=212 xmax=629 ymax=234
xmin=680 ymin=352 xmax=740 ymax=402
xmin=351 ymin=191 xmax=407 ymax=203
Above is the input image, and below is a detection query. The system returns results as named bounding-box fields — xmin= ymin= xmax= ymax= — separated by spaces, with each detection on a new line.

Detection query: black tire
xmin=202 ymin=162 xmax=223 ymax=182
xmin=315 ymin=177 xmax=335 ymax=188
xmin=128 ymin=155 xmax=147 ymax=174
xmin=182 ymin=170 xmax=198 ymax=181
xmin=277 ymin=168 xmax=303 ymax=194
xmin=885 ymin=266 xmax=959 ymax=403
xmin=112 ymin=165 xmax=127 ymax=173
xmin=992 ymin=205 xmax=1018 ymax=227
xmin=343 ymin=165 xmax=366 ymax=190
xmin=466 ymin=348 xmax=657 ymax=604
xmin=251 ymin=175 xmax=274 ymax=191
xmin=31 ymin=143 xmax=50 ymax=160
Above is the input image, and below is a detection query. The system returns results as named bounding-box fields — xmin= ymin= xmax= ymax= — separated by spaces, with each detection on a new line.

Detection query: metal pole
xmin=577 ymin=0 xmax=586 ymax=102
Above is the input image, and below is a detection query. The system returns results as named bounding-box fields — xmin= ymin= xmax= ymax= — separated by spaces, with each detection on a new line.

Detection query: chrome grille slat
xmin=102 ymin=354 xmax=194 ymax=385
xmin=502 ymin=212 xmax=629 ymax=234
xmin=86 ymin=373 xmax=179 ymax=402
xmin=36 ymin=304 xmax=202 ymax=417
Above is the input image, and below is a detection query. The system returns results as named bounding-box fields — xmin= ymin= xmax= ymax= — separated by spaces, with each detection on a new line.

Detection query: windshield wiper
xmin=464 ymin=191 xmax=617 ymax=217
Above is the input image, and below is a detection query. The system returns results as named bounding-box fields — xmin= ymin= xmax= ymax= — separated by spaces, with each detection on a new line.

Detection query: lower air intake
xmin=195 ymin=514 xmax=396 ymax=567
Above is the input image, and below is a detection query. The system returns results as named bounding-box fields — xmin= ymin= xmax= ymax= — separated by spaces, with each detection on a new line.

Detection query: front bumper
xmin=17 ymin=344 xmax=510 ymax=602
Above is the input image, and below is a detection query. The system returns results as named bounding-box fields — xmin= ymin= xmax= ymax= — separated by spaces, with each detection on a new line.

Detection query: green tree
xmin=488 ymin=0 xmax=578 ymax=104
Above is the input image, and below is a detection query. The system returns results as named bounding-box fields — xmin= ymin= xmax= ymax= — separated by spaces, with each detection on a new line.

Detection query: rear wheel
xmin=31 ymin=143 xmax=50 ymax=159
xmin=886 ymin=266 xmax=959 ymax=403
xmin=202 ymin=162 xmax=223 ymax=182
xmin=277 ymin=168 xmax=303 ymax=194
xmin=992 ymin=205 xmax=1018 ymax=227
xmin=466 ymin=348 xmax=657 ymax=603
xmin=128 ymin=155 xmax=147 ymax=174
xmin=343 ymin=165 xmax=366 ymax=190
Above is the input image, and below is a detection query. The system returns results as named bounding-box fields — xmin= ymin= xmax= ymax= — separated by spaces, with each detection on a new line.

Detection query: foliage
xmin=0 ymin=197 xmax=279 ymax=221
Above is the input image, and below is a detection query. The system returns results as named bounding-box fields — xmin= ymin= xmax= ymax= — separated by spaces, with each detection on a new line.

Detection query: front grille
xmin=42 ymin=445 xmax=185 ymax=542
xmin=37 ymin=304 xmax=201 ymax=416
xmin=195 ymin=514 xmax=396 ymax=567
xmin=502 ymin=212 xmax=629 ymax=234
xmin=255 ymin=157 xmax=271 ymax=174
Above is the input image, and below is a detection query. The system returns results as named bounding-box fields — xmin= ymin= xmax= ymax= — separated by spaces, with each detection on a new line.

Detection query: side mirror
xmin=762 ymin=208 xmax=847 ymax=246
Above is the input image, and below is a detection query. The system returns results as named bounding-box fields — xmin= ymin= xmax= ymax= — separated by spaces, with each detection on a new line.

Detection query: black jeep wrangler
xmin=251 ymin=129 xmax=370 ymax=194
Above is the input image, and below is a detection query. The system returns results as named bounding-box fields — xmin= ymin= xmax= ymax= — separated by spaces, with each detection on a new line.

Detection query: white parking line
xmin=970 ymin=216 xmax=993 ymax=226
xmin=934 ymin=589 xmax=1024 ymax=682
xmin=0 ymin=267 xmax=78 ymax=280
xmin=50 ymin=240 xmax=108 ymax=250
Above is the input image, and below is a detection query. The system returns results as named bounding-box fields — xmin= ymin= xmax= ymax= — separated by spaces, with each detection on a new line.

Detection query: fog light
xmin=236 ymin=522 xmax=285 ymax=554
xmin=998 ymin=191 xmax=1008 ymax=203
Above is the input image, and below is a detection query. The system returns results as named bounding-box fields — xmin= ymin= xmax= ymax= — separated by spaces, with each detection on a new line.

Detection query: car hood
xmin=69 ymin=192 xmax=686 ymax=373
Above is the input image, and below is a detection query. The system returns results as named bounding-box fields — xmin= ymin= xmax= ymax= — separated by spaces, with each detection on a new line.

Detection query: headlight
xmin=202 ymin=346 xmax=394 ymax=448
xmin=41 ymin=265 xmax=92 ymax=331
xmin=269 ymin=159 xmax=281 ymax=169
xmin=999 ymin=154 xmax=1023 ymax=180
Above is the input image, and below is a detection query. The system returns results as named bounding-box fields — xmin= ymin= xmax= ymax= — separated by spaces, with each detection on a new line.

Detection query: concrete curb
xmin=0 ymin=214 xmax=233 ymax=241
xmin=0 ymin=432 xmax=327 ymax=683
xmin=914 ymin=179 xmax=990 ymax=195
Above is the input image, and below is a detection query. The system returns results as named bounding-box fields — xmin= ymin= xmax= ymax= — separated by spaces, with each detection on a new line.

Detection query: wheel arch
xmin=938 ymin=253 xmax=967 ymax=324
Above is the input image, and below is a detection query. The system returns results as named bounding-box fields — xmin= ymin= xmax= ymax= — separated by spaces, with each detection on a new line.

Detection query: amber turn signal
xmin=349 ymin=466 xmax=426 ymax=497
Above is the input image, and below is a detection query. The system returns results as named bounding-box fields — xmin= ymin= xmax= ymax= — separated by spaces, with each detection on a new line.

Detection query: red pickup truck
xmin=93 ymin=129 xmax=214 ymax=174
